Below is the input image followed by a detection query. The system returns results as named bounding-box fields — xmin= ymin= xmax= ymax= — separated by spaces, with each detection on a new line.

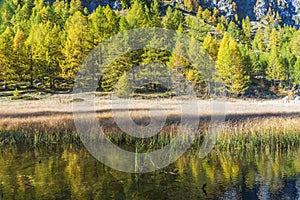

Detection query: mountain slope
xmin=197 ymin=0 xmax=299 ymax=27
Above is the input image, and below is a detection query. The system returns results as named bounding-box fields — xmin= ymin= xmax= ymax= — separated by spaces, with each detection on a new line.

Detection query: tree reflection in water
xmin=0 ymin=144 xmax=299 ymax=199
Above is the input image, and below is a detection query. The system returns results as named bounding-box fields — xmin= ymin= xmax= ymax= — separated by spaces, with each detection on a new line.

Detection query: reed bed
xmin=101 ymin=116 xmax=300 ymax=153
xmin=1 ymin=94 xmax=300 ymax=150
xmin=0 ymin=115 xmax=79 ymax=146
xmin=215 ymin=117 xmax=300 ymax=151
xmin=0 ymin=109 xmax=300 ymax=152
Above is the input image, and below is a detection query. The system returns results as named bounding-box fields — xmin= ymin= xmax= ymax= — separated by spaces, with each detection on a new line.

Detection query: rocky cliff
xmin=198 ymin=0 xmax=300 ymax=27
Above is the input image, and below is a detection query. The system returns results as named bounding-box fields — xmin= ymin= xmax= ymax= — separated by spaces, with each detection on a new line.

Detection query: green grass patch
xmin=11 ymin=95 xmax=40 ymax=100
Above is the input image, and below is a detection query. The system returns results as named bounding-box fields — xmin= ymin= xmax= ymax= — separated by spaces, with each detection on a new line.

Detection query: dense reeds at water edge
xmin=0 ymin=112 xmax=300 ymax=151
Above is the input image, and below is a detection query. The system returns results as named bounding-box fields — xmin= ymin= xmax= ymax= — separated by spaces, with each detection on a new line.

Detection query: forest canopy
xmin=0 ymin=0 xmax=299 ymax=97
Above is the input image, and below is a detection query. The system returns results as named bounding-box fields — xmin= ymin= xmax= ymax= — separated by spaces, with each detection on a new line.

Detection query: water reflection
xmin=0 ymin=144 xmax=299 ymax=199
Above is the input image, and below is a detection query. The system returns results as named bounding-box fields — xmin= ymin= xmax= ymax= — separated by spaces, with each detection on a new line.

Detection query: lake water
xmin=0 ymin=144 xmax=299 ymax=200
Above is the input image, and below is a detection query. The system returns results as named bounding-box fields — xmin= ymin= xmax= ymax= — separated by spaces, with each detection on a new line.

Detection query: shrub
xmin=115 ymin=72 xmax=132 ymax=98
xmin=13 ymin=88 xmax=19 ymax=97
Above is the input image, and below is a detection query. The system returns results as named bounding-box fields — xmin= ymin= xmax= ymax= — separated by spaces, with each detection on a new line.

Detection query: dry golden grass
xmin=0 ymin=94 xmax=300 ymax=148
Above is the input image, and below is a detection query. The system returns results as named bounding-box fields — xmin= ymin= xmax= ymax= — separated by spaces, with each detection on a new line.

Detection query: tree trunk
xmin=50 ymin=77 xmax=55 ymax=90
xmin=153 ymin=83 xmax=157 ymax=93
xmin=29 ymin=47 xmax=33 ymax=87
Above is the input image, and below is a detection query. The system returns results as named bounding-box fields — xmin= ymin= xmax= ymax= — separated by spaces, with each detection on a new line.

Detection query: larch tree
xmin=290 ymin=30 xmax=300 ymax=57
xmin=216 ymin=22 xmax=226 ymax=34
xmin=0 ymin=1 xmax=15 ymax=33
xmin=227 ymin=21 xmax=240 ymax=40
xmin=167 ymin=29 xmax=188 ymax=72
xmin=162 ymin=6 xmax=173 ymax=29
xmin=0 ymin=27 xmax=14 ymax=88
xmin=167 ymin=28 xmax=189 ymax=95
xmin=119 ymin=15 xmax=130 ymax=32
xmin=281 ymin=43 xmax=296 ymax=87
xmin=293 ymin=58 xmax=300 ymax=85
xmin=162 ymin=6 xmax=184 ymax=30
xmin=266 ymin=48 xmax=285 ymax=84
xmin=61 ymin=11 xmax=91 ymax=79
xmin=11 ymin=5 xmax=22 ymax=27
xmin=183 ymin=0 xmax=199 ymax=13
xmin=119 ymin=0 xmax=130 ymax=9
xmin=252 ymin=27 xmax=266 ymax=52
xmin=201 ymin=9 xmax=212 ymax=23
xmin=187 ymin=9 xmax=212 ymax=42
xmin=43 ymin=22 xmax=62 ymax=89
xmin=240 ymin=45 xmax=253 ymax=81
xmin=242 ymin=16 xmax=251 ymax=45
xmin=101 ymin=49 xmax=134 ymax=92
xmin=53 ymin=0 xmax=69 ymax=27
xmin=26 ymin=21 xmax=62 ymax=89
xmin=216 ymin=34 xmax=250 ymax=96
xmin=215 ymin=33 xmax=231 ymax=91
xmin=266 ymin=29 xmax=286 ymax=85
xmin=89 ymin=6 xmax=107 ymax=45
xmin=149 ymin=0 xmax=161 ymax=27
xmin=30 ymin=0 xmax=44 ymax=24
xmin=229 ymin=38 xmax=250 ymax=96
xmin=139 ymin=33 xmax=172 ymax=92
xmin=20 ymin=0 xmax=34 ymax=23
xmin=13 ymin=27 xmax=28 ymax=81
xmin=27 ymin=24 xmax=47 ymax=83
xmin=101 ymin=18 xmax=133 ymax=92
xmin=10 ymin=0 xmax=33 ymax=31
xmin=187 ymin=36 xmax=211 ymax=95
xmin=126 ymin=0 xmax=150 ymax=29
xmin=103 ymin=0 xmax=151 ymax=91
xmin=252 ymin=26 xmax=268 ymax=77
xmin=203 ymin=33 xmax=219 ymax=60
xmin=269 ymin=28 xmax=280 ymax=51
xmin=69 ymin=0 xmax=82 ymax=15
xmin=103 ymin=6 xmax=119 ymax=37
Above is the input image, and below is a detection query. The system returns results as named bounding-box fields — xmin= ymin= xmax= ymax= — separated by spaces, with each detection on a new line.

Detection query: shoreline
xmin=1 ymin=93 xmax=300 ymax=119
xmin=2 ymin=94 xmax=300 ymax=129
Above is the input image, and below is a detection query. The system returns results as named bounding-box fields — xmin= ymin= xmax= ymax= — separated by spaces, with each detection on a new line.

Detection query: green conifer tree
xmin=115 ymin=72 xmax=132 ymax=98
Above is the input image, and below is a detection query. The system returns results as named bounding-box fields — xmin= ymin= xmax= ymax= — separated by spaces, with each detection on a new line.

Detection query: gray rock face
xmin=197 ymin=0 xmax=300 ymax=27
xmin=79 ymin=0 xmax=121 ymax=12
xmin=198 ymin=0 xmax=237 ymax=18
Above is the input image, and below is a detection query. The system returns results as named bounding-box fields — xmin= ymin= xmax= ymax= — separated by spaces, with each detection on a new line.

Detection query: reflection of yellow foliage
xmin=63 ymin=149 xmax=84 ymax=199
xmin=2 ymin=144 xmax=300 ymax=199
xmin=206 ymin=167 xmax=215 ymax=183
xmin=17 ymin=174 xmax=26 ymax=192
xmin=202 ymin=160 xmax=215 ymax=182
xmin=17 ymin=174 xmax=33 ymax=192
xmin=270 ymin=158 xmax=280 ymax=179
xmin=190 ymin=157 xmax=199 ymax=180
xmin=292 ymin=148 xmax=300 ymax=172
xmin=217 ymin=154 xmax=240 ymax=184
xmin=245 ymin=168 xmax=256 ymax=188
xmin=293 ymin=158 xmax=300 ymax=171
xmin=219 ymin=155 xmax=231 ymax=182
xmin=176 ymin=157 xmax=187 ymax=175
xmin=256 ymin=154 xmax=267 ymax=180
xmin=231 ymin=164 xmax=239 ymax=179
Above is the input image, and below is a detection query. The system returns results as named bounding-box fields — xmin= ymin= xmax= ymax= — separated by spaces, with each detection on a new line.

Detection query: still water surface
xmin=0 ymin=144 xmax=299 ymax=199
